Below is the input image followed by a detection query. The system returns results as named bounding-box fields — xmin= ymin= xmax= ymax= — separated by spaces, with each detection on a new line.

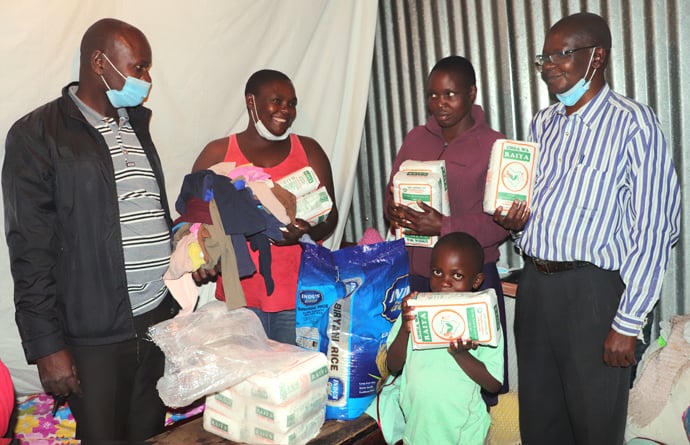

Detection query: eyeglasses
xmin=534 ymin=46 xmax=597 ymax=71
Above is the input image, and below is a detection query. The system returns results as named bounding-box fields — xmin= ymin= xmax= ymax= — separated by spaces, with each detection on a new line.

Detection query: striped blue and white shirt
xmin=69 ymin=86 xmax=171 ymax=316
xmin=517 ymin=83 xmax=680 ymax=336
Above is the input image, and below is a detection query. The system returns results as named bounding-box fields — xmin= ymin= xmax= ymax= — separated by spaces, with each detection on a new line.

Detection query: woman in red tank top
xmin=191 ymin=69 xmax=338 ymax=345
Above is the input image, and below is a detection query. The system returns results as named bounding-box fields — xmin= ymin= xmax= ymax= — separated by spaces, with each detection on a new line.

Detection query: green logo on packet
xmin=214 ymin=393 xmax=233 ymax=408
xmin=256 ymin=406 xmax=275 ymax=420
xmin=254 ymin=427 xmax=275 ymax=440
xmin=466 ymin=308 xmax=478 ymax=340
xmin=401 ymin=192 xmax=430 ymax=202
xmin=417 ymin=311 xmax=433 ymax=342
xmin=311 ymin=366 xmax=328 ymax=381
xmin=211 ymin=418 xmax=228 ymax=432
xmin=503 ymin=147 xmax=531 ymax=162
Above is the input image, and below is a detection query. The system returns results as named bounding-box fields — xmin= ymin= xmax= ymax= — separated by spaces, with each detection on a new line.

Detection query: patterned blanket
xmin=14 ymin=393 xmax=205 ymax=443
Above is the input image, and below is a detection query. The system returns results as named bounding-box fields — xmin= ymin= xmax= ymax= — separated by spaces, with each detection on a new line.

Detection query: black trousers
xmin=67 ymin=294 xmax=178 ymax=441
xmin=516 ymin=261 xmax=630 ymax=445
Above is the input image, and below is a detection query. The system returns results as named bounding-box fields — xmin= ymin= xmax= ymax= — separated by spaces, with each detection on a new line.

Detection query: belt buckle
xmin=531 ymin=257 xmax=553 ymax=275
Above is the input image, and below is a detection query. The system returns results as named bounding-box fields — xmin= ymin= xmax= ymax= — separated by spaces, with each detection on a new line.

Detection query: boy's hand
xmin=400 ymin=292 xmax=418 ymax=333
xmin=448 ymin=338 xmax=479 ymax=357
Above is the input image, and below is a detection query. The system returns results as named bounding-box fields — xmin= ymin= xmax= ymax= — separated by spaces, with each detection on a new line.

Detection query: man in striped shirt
xmin=3 ymin=19 xmax=177 ymax=440
xmin=494 ymin=12 xmax=680 ymax=445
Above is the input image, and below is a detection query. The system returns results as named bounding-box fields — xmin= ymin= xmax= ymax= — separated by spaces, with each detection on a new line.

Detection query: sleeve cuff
xmin=612 ymin=314 xmax=645 ymax=337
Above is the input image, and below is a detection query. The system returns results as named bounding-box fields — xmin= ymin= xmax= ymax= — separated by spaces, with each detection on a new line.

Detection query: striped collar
xmin=552 ymin=83 xmax=612 ymax=126
xmin=68 ymin=84 xmax=130 ymax=128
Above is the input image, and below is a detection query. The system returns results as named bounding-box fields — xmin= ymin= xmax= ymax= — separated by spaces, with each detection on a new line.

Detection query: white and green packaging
xmin=392 ymin=159 xmax=450 ymax=248
xmin=409 ymin=288 xmax=501 ymax=349
xmin=483 ymin=139 xmax=539 ymax=215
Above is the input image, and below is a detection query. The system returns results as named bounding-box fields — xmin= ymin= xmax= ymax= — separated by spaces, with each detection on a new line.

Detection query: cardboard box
xmin=483 ymin=139 xmax=539 ymax=215
xmin=409 ymin=288 xmax=501 ymax=349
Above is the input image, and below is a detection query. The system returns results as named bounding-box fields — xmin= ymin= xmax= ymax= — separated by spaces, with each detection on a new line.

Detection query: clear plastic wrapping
xmin=149 ymin=301 xmax=325 ymax=407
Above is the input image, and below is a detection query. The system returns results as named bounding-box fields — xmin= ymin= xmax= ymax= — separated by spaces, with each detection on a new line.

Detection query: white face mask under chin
xmin=250 ymin=95 xmax=291 ymax=141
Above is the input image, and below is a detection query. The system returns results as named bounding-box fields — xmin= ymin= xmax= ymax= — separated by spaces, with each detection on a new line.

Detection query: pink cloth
xmin=358 ymin=227 xmax=385 ymax=245
xmin=228 ymin=165 xmax=271 ymax=182
xmin=0 ymin=360 xmax=12 ymax=436
xmin=164 ymin=231 xmax=201 ymax=316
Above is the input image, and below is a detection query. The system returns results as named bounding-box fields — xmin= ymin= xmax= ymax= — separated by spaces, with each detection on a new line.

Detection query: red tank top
xmin=218 ymin=133 xmax=310 ymax=312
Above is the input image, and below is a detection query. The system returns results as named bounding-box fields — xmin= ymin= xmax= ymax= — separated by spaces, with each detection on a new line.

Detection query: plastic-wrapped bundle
xmin=149 ymin=302 xmax=326 ymax=407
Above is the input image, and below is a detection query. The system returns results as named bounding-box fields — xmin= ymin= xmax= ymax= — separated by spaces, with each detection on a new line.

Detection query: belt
xmin=526 ymin=256 xmax=591 ymax=275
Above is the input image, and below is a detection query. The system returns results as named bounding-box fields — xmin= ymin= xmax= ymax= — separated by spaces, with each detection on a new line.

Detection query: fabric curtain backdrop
xmin=0 ymin=0 xmax=377 ymax=395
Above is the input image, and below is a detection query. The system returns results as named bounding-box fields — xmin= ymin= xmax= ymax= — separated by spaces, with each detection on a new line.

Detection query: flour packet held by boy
xmin=409 ymin=288 xmax=501 ymax=349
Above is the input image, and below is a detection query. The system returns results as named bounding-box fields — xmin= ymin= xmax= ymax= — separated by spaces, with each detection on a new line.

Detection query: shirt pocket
xmin=561 ymin=163 xmax=607 ymax=219
xmin=576 ymin=140 xmax=616 ymax=172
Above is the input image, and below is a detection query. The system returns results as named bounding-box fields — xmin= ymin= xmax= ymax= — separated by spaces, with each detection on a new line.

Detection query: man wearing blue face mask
xmin=493 ymin=12 xmax=680 ymax=445
xmin=2 ymin=18 xmax=178 ymax=440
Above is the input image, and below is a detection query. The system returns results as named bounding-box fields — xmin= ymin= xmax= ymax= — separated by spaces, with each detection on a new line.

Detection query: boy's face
xmin=429 ymin=244 xmax=484 ymax=293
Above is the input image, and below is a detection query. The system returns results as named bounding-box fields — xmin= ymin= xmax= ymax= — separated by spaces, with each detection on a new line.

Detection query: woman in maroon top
xmin=384 ymin=56 xmax=510 ymax=404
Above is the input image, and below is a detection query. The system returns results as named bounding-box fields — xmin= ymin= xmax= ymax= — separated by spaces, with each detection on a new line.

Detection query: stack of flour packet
xmin=391 ymin=159 xmax=450 ymax=247
xmin=276 ymin=166 xmax=332 ymax=226
xmin=203 ymin=351 xmax=329 ymax=444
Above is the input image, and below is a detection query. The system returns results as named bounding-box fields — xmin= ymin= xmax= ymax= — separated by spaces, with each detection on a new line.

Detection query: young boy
xmin=382 ymin=232 xmax=504 ymax=444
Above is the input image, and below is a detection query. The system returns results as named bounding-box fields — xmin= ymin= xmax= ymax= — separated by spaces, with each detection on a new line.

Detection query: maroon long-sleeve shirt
xmin=385 ymin=105 xmax=510 ymax=277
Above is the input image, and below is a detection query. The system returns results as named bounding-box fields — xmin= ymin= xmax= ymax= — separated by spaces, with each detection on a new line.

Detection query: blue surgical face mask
xmin=250 ymin=95 xmax=291 ymax=141
xmin=556 ymin=49 xmax=597 ymax=107
xmin=100 ymin=52 xmax=151 ymax=108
